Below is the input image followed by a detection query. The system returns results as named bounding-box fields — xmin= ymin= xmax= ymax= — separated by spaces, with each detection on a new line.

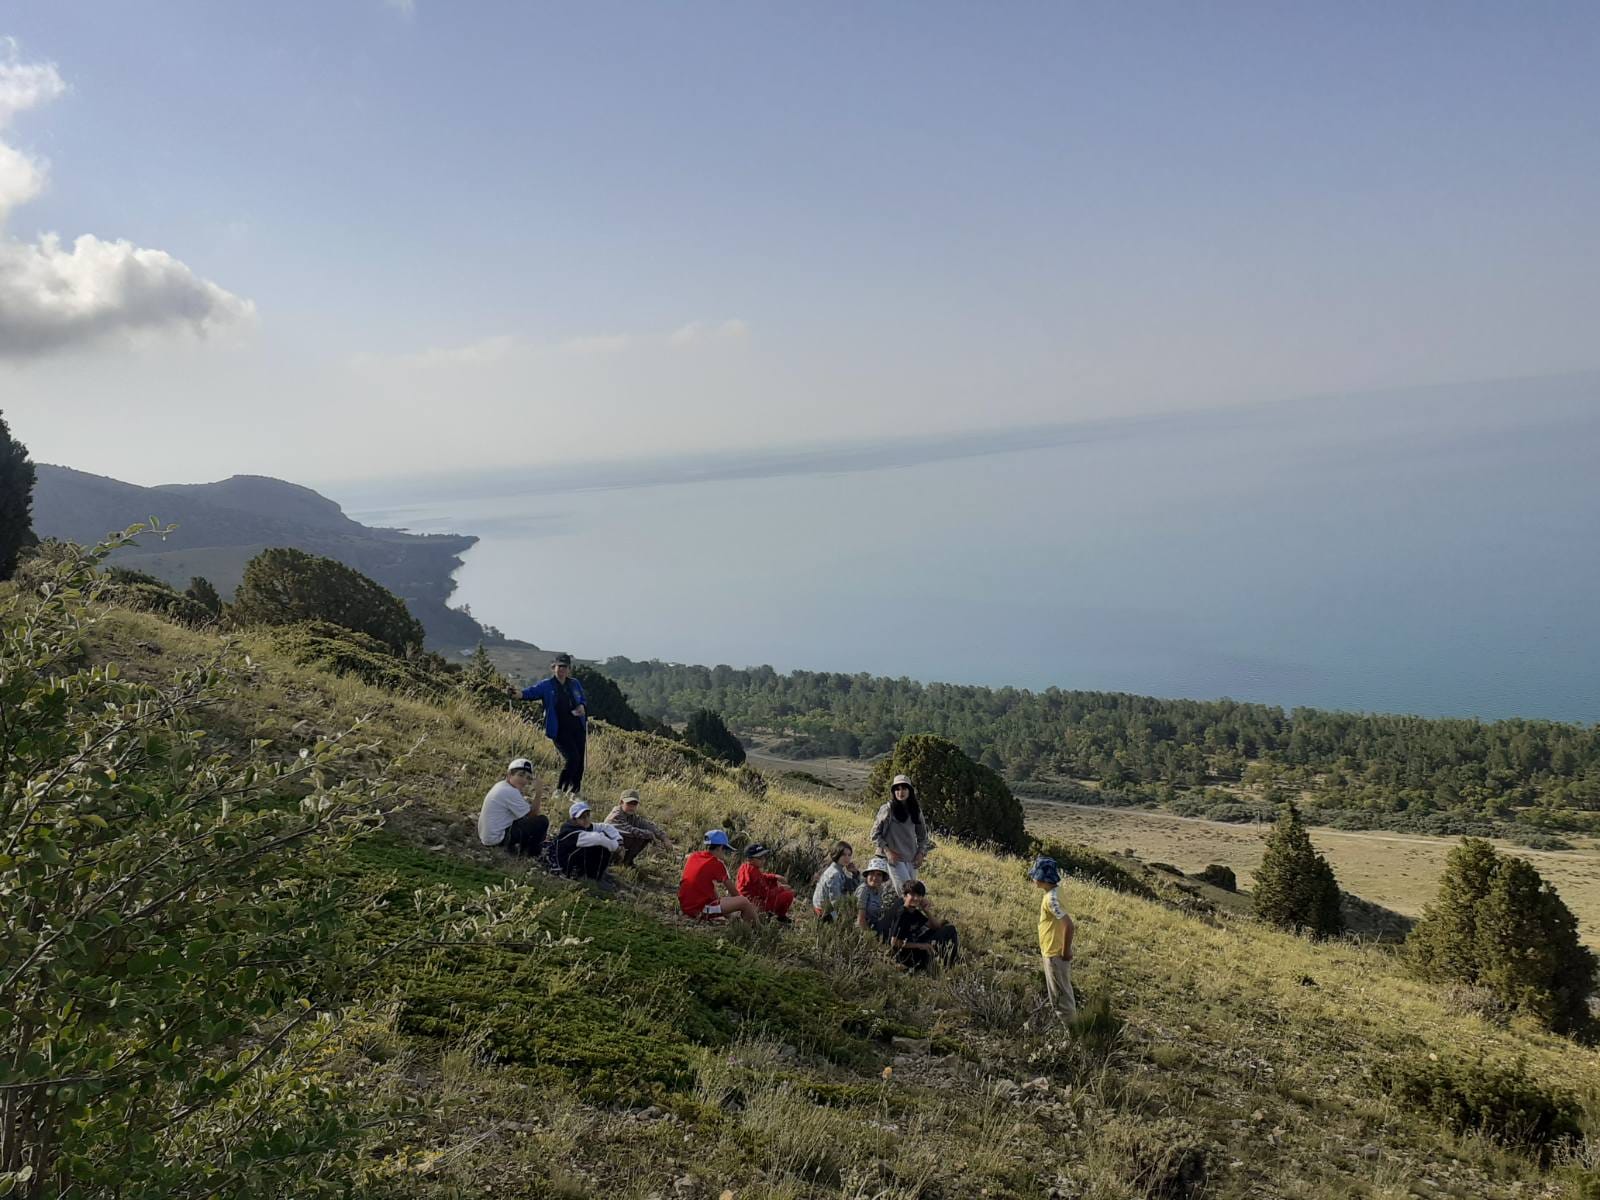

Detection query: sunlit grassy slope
xmin=89 ymin=605 xmax=1600 ymax=1200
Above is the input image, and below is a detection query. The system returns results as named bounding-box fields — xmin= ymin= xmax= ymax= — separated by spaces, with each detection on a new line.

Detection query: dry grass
xmin=1029 ymin=799 xmax=1600 ymax=947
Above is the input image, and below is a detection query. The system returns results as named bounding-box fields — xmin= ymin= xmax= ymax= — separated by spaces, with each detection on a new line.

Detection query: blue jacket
xmin=520 ymin=676 xmax=588 ymax=740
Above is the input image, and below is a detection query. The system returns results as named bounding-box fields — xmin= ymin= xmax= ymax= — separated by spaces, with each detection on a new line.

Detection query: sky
xmin=2 ymin=2 xmax=1599 ymax=487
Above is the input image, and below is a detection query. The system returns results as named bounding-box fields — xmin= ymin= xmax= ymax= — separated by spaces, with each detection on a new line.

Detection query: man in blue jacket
xmin=520 ymin=653 xmax=589 ymax=793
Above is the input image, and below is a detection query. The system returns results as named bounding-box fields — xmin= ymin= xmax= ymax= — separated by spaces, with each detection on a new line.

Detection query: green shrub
xmin=0 ymin=533 xmax=489 ymax=1196
xmin=232 ymin=546 xmax=424 ymax=652
xmin=98 ymin=564 xmax=216 ymax=626
xmin=866 ymin=734 xmax=1028 ymax=854
xmin=1379 ymin=1054 xmax=1582 ymax=1154
xmin=1195 ymin=863 xmax=1237 ymax=891
xmin=1253 ymin=802 xmax=1344 ymax=939
xmin=684 ymin=707 xmax=747 ymax=766
xmin=1408 ymin=838 xmax=1596 ymax=1035
xmin=457 ymin=642 xmax=514 ymax=710
xmin=185 ymin=574 xmax=224 ymax=616
xmin=267 ymin=620 xmax=449 ymax=696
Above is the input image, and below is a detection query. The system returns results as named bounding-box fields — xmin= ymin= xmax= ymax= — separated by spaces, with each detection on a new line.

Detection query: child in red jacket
xmin=736 ymin=844 xmax=795 ymax=921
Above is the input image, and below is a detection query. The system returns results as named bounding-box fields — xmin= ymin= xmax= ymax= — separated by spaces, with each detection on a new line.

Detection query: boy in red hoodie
xmin=736 ymin=843 xmax=796 ymax=922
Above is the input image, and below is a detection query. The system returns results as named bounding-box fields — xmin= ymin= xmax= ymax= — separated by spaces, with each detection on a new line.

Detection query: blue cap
xmin=1028 ymin=856 xmax=1061 ymax=885
xmin=704 ymin=829 xmax=731 ymax=848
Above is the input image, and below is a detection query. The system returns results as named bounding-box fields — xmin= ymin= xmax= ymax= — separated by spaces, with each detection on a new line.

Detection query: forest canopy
xmin=602 ymin=658 xmax=1600 ymax=837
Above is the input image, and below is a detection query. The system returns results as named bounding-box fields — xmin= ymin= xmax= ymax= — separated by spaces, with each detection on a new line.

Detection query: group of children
xmin=477 ymin=754 xmax=1078 ymax=1014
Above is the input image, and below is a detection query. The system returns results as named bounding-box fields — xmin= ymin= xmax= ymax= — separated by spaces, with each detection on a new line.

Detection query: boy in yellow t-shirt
xmin=1028 ymin=857 xmax=1077 ymax=1020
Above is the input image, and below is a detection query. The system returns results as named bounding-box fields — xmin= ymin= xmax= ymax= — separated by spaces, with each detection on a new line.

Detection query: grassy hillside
xmin=44 ymin=599 xmax=1600 ymax=1197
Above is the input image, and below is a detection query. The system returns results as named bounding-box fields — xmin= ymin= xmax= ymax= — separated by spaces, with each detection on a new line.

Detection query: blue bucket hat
xmin=1028 ymin=856 xmax=1061 ymax=886
xmin=704 ymin=829 xmax=732 ymax=848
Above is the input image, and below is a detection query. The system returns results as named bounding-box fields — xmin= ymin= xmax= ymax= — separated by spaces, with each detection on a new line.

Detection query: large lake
xmin=347 ymin=377 xmax=1600 ymax=724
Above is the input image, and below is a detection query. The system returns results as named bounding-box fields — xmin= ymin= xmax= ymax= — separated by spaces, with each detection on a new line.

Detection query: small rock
xmin=639 ymin=1105 xmax=664 ymax=1120
xmin=1360 ymin=1144 xmax=1380 ymax=1161
xmin=1025 ymin=1076 xmax=1051 ymax=1093
xmin=891 ymin=1036 xmax=931 ymax=1055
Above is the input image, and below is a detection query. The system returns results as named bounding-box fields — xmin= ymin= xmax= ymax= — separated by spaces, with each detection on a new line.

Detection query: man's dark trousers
xmin=503 ymin=813 xmax=549 ymax=857
xmin=554 ymin=723 xmax=587 ymax=793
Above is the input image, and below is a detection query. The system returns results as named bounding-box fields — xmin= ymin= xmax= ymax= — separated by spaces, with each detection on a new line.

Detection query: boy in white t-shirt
xmin=478 ymin=758 xmax=547 ymax=856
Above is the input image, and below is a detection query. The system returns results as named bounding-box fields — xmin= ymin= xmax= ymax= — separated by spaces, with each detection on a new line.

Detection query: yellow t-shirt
xmin=1037 ymin=886 xmax=1072 ymax=958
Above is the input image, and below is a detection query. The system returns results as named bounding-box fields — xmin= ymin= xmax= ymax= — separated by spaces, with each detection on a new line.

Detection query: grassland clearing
xmin=1026 ymin=800 xmax=1600 ymax=947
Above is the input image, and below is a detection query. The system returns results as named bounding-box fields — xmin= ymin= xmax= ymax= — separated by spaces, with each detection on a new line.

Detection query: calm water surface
xmin=348 ymin=382 xmax=1600 ymax=723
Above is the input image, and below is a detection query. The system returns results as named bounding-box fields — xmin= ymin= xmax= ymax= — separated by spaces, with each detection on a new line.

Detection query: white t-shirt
xmin=478 ymin=780 xmax=531 ymax=846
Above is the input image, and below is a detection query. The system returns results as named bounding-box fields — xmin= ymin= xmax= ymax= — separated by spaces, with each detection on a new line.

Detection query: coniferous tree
xmin=0 ymin=411 xmax=37 ymax=581
xmin=1410 ymin=838 xmax=1596 ymax=1035
xmin=1408 ymin=838 xmax=1499 ymax=984
xmin=232 ymin=547 xmax=424 ymax=653
xmin=576 ymin=666 xmax=645 ymax=731
xmin=457 ymin=643 xmax=513 ymax=710
xmin=185 ymin=575 xmax=224 ymax=616
xmin=683 ymin=708 xmax=746 ymax=766
xmin=1252 ymin=802 xmax=1344 ymax=939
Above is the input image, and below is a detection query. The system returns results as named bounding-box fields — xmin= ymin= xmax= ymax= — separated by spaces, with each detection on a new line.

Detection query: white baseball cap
xmin=508 ymin=758 xmax=535 ymax=774
xmin=569 ymin=799 xmax=591 ymax=818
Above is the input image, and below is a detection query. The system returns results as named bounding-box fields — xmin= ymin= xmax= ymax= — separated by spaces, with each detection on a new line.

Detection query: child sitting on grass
xmin=811 ymin=840 xmax=862 ymax=920
xmin=736 ymin=843 xmax=796 ymax=922
xmin=677 ymin=830 xmax=758 ymax=926
xmin=890 ymin=880 xmax=959 ymax=971
xmin=1028 ymin=856 xmax=1077 ymax=1020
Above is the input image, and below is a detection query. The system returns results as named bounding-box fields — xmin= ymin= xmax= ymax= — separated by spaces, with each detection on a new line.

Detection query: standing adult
xmin=477 ymin=757 xmax=548 ymax=856
xmin=520 ymin=653 xmax=588 ymax=794
xmin=870 ymin=774 xmax=931 ymax=895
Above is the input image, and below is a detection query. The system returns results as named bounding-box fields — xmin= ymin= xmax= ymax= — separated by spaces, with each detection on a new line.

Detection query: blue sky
xmin=2 ymin=2 xmax=1598 ymax=485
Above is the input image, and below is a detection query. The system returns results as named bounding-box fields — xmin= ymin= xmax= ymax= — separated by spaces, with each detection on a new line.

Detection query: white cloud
xmin=669 ymin=318 xmax=749 ymax=347
xmin=0 ymin=43 xmax=253 ymax=360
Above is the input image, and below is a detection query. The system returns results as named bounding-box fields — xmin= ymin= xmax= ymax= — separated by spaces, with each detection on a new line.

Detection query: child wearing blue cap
xmin=677 ymin=831 xmax=758 ymax=926
xmin=1029 ymin=857 xmax=1077 ymax=1020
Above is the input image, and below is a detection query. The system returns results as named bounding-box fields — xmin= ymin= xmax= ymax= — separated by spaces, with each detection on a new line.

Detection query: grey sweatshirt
xmin=604 ymin=806 xmax=667 ymax=842
xmin=870 ymin=800 xmax=930 ymax=862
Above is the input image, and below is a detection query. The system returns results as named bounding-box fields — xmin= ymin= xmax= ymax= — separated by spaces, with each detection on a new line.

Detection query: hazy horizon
xmin=6 ymin=4 xmax=1600 ymax=485
xmin=352 ymin=379 xmax=1600 ymax=725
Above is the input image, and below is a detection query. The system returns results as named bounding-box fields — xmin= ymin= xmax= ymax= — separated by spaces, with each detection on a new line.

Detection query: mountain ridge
xmin=30 ymin=464 xmax=532 ymax=652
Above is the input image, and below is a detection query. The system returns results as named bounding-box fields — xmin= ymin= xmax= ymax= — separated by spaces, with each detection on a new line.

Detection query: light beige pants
xmin=1042 ymin=955 xmax=1077 ymax=1021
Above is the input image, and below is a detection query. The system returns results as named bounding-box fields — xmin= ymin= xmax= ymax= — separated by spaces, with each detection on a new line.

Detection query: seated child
xmin=677 ymin=830 xmax=758 ymax=925
xmin=736 ymin=843 xmax=796 ymax=921
xmin=855 ymin=856 xmax=898 ymax=940
xmin=889 ymin=880 xmax=959 ymax=972
xmin=553 ymin=799 xmax=621 ymax=890
xmin=812 ymin=840 xmax=862 ymax=920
